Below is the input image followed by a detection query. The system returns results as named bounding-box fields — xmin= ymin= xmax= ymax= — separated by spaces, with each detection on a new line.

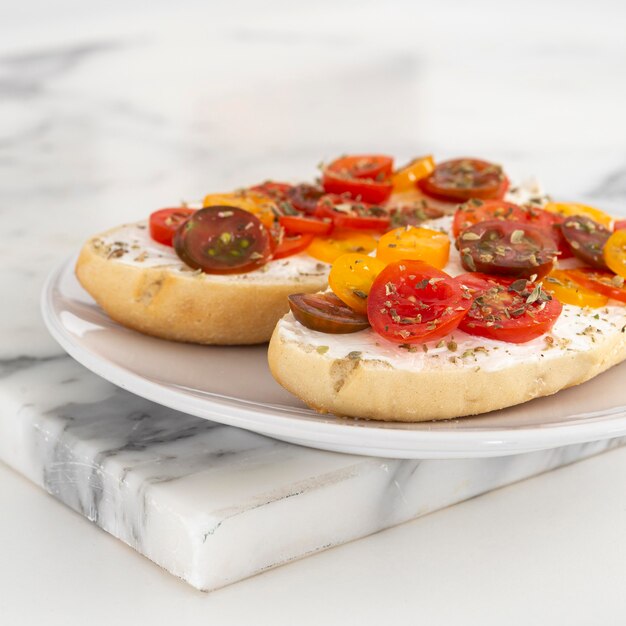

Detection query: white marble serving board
xmin=1 ymin=354 xmax=624 ymax=591
xmin=2 ymin=0 xmax=626 ymax=596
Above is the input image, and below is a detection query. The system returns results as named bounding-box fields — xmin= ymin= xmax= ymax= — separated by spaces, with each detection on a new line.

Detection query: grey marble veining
xmin=1 ymin=0 xmax=626 ymax=591
xmin=2 ymin=355 xmax=624 ymax=590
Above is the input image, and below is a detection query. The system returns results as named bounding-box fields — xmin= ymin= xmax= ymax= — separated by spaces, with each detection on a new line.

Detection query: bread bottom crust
xmin=76 ymin=240 xmax=327 ymax=345
xmin=268 ymin=326 xmax=626 ymax=421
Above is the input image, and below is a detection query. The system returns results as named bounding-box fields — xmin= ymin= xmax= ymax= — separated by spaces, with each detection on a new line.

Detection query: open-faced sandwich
xmin=76 ymin=154 xmax=461 ymax=344
xmin=269 ymin=158 xmax=626 ymax=421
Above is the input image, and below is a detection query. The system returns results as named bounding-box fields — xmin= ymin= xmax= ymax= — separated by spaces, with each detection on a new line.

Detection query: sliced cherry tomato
xmin=328 ymin=253 xmax=386 ymax=314
xmin=288 ymin=292 xmax=370 ymax=334
xmin=458 ymin=220 xmax=557 ymax=279
xmin=615 ymin=219 xmax=626 ymax=231
xmin=322 ymin=171 xmax=393 ymax=205
xmin=322 ymin=154 xmax=394 ymax=204
xmin=272 ymin=232 xmax=315 ymax=260
xmin=202 ymin=191 xmax=276 ymax=229
xmin=560 ymin=215 xmax=611 ymax=269
xmin=279 ymin=215 xmax=332 ymax=236
xmin=149 ymin=208 xmax=195 ymax=246
xmin=457 ymin=273 xmax=562 ymax=343
xmin=544 ymin=202 xmax=613 ymax=229
xmin=567 ymin=268 xmax=626 ymax=303
xmin=333 ymin=213 xmax=391 ymax=231
xmin=287 ymin=184 xmax=325 ymax=214
xmin=367 ymin=261 xmax=471 ymax=344
xmin=543 ymin=269 xmax=608 ymax=308
xmin=391 ymin=155 xmax=435 ymax=193
xmin=452 ymin=200 xmax=529 ymax=238
xmin=604 ymin=229 xmax=626 ymax=279
xmin=453 ymin=200 xmax=572 ymax=260
xmin=388 ymin=203 xmax=445 ymax=228
xmin=325 ymin=154 xmax=393 ymax=181
xmin=173 ymin=206 xmax=271 ymax=274
xmin=306 ymin=230 xmax=378 ymax=264
xmin=249 ymin=181 xmax=293 ymax=202
xmin=418 ymin=158 xmax=509 ymax=203
xmin=377 ymin=226 xmax=450 ymax=269
xmin=315 ymin=195 xmax=391 ymax=231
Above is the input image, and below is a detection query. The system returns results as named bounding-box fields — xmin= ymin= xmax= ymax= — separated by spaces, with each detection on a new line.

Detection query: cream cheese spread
xmin=277 ymin=303 xmax=626 ymax=373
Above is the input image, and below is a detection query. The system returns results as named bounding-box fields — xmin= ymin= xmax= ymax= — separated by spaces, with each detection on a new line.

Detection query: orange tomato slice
xmin=328 ymin=253 xmax=386 ymax=314
xmin=376 ymin=226 xmax=450 ymax=269
xmin=604 ymin=229 xmax=626 ymax=279
xmin=202 ymin=191 xmax=276 ymax=229
xmin=543 ymin=269 xmax=608 ymax=308
xmin=391 ymin=155 xmax=435 ymax=194
xmin=306 ymin=230 xmax=378 ymax=264
xmin=544 ymin=202 xmax=613 ymax=229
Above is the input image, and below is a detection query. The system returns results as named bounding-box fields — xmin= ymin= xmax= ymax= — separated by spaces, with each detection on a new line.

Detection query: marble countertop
xmin=2 ymin=0 xmax=626 ymax=622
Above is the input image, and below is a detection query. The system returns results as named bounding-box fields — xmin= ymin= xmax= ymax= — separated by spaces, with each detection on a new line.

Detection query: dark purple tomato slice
xmin=287 ymin=184 xmax=326 ymax=214
xmin=388 ymin=203 xmax=445 ymax=229
xmin=173 ymin=206 xmax=271 ymax=274
xmin=418 ymin=158 xmax=509 ymax=202
xmin=288 ymin=292 xmax=370 ymax=334
xmin=458 ymin=219 xmax=558 ymax=279
xmin=560 ymin=215 xmax=611 ymax=269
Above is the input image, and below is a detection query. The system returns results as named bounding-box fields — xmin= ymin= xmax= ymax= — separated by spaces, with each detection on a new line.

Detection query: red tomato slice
xmin=614 ymin=219 xmax=626 ymax=231
xmin=322 ymin=154 xmax=394 ymax=204
xmin=456 ymin=273 xmax=563 ymax=343
xmin=367 ymin=261 xmax=471 ymax=344
xmin=173 ymin=207 xmax=271 ymax=274
xmin=250 ymin=181 xmax=293 ymax=202
xmin=315 ymin=194 xmax=391 ymax=231
xmin=279 ymin=215 xmax=332 ymax=236
xmin=272 ymin=232 xmax=315 ymax=260
xmin=418 ymin=158 xmax=509 ymax=203
xmin=567 ymin=268 xmax=626 ymax=303
xmin=325 ymin=154 xmax=393 ymax=181
xmin=149 ymin=208 xmax=196 ymax=246
xmin=322 ymin=170 xmax=393 ymax=204
xmin=333 ymin=213 xmax=390 ymax=231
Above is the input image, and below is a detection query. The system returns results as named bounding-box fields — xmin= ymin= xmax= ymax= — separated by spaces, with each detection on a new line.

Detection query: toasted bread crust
xmin=75 ymin=230 xmax=328 ymax=345
xmin=268 ymin=324 xmax=626 ymax=421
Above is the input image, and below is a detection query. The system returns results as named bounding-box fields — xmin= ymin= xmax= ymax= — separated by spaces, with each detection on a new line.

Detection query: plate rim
xmin=41 ymin=255 xmax=626 ymax=459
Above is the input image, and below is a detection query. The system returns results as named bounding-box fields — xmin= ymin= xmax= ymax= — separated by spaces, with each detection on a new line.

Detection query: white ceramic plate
xmin=42 ymin=256 xmax=626 ymax=459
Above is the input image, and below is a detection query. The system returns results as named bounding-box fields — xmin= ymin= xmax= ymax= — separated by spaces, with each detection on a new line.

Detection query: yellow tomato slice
xmin=376 ymin=226 xmax=450 ymax=269
xmin=604 ymin=229 xmax=626 ymax=279
xmin=391 ymin=155 xmax=435 ymax=194
xmin=202 ymin=191 xmax=276 ymax=229
xmin=328 ymin=253 xmax=386 ymax=314
xmin=306 ymin=231 xmax=378 ymax=264
xmin=544 ymin=202 xmax=613 ymax=228
xmin=544 ymin=269 xmax=608 ymax=308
